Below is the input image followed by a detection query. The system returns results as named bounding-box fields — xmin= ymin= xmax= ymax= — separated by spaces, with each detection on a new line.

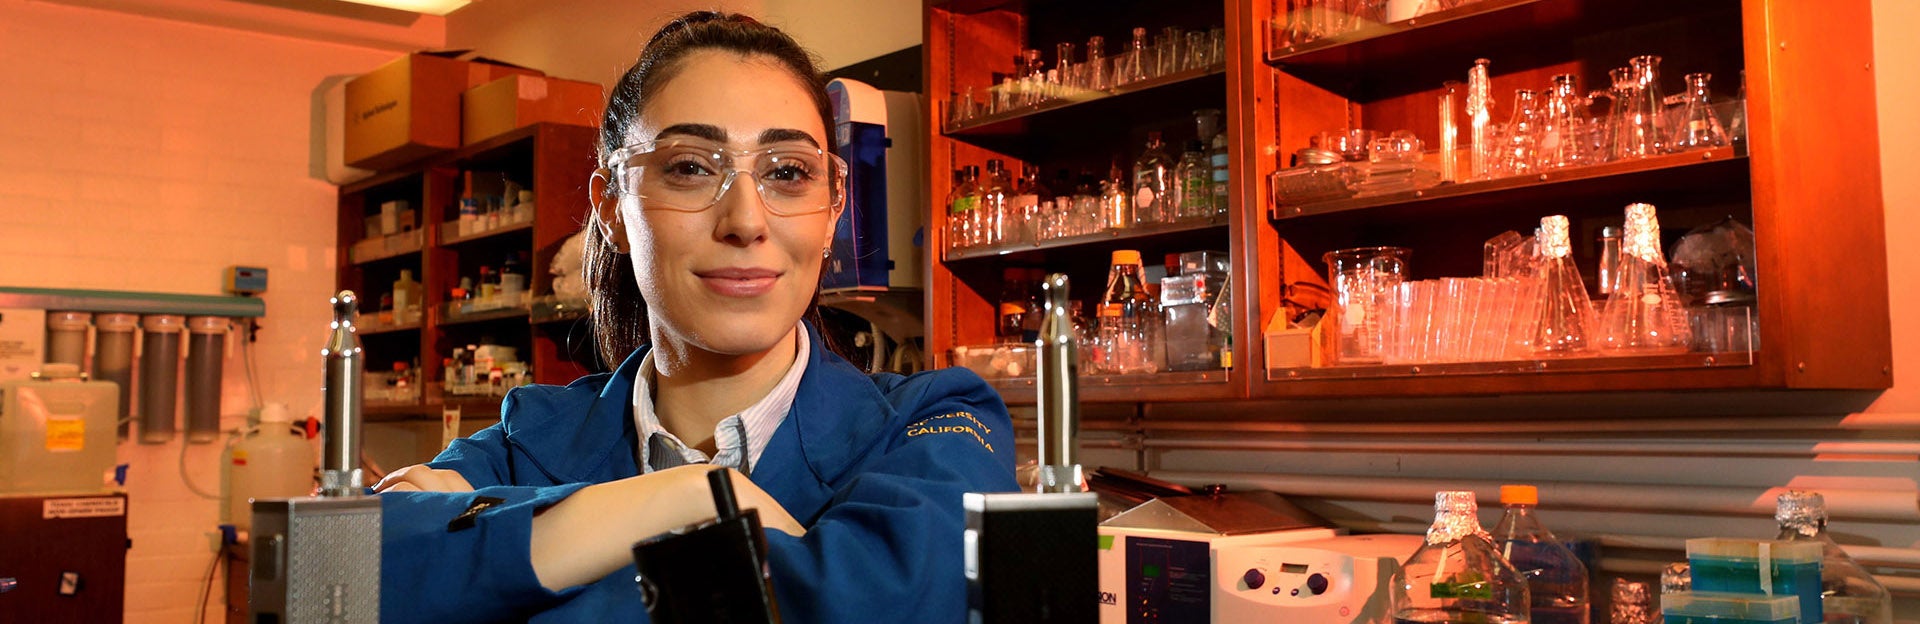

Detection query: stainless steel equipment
xmin=1211 ymin=533 xmax=1422 ymax=623
xmin=1097 ymin=490 xmax=1335 ymax=624
xmin=250 ymin=291 xmax=381 ymax=623
xmin=966 ymin=273 xmax=1098 ymax=623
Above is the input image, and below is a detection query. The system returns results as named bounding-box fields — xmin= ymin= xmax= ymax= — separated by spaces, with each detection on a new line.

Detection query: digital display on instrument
xmin=1281 ymin=563 xmax=1309 ymax=574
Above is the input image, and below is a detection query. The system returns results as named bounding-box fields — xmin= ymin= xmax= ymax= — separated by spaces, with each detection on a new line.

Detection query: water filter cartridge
xmin=45 ymin=311 xmax=90 ymax=367
xmin=94 ymin=313 xmax=137 ymax=440
xmin=139 ymin=314 xmax=184 ymax=444
xmin=185 ymin=316 xmax=229 ymax=444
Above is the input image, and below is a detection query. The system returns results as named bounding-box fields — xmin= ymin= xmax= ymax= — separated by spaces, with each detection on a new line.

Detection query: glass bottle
xmin=1532 ymin=215 xmax=1595 ymax=356
xmin=1073 ymin=169 xmax=1101 ymax=237
xmin=1194 ymin=108 xmax=1230 ymax=216
xmin=1491 ymin=485 xmax=1589 ymax=624
xmin=1085 ymin=35 xmax=1108 ymax=91
xmin=1101 ymin=160 xmax=1131 ymax=231
xmin=1467 ymin=59 xmax=1496 ymax=181
xmin=1095 ymin=250 xmax=1158 ymax=375
xmin=1012 ymin=164 xmax=1047 ymax=244
xmin=1774 ymin=491 xmax=1895 ymax=624
xmin=1598 ymin=203 xmax=1690 ymax=354
xmin=1173 ymin=140 xmax=1211 ymax=221
xmin=1392 ymin=491 xmax=1532 ymax=624
xmin=1055 ymin=42 xmax=1076 ymax=94
xmin=1020 ymin=49 xmax=1044 ymax=106
xmin=1132 ymin=131 xmax=1174 ymax=226
xmin=997 ymin=268 xmax=1031 ymax=342
xmin=981 ymin=159 xmax=1011 ymax=246
xmin=948 ymin=166 xmax=980 ymax=250
xmin=1118 ymin=27 xmax=1149 ymax=85
xmin=1670 ymin=72 xmax=1729 ymax=151
xmin=1595 ymin=226 xmax=1622 ymax=302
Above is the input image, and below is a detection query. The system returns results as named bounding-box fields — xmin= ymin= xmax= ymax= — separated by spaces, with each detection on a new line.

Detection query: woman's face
xmin=614 ymin=50 xmax=836 ymax=357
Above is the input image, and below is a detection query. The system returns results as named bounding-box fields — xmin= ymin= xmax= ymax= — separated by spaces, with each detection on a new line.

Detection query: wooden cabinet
xmin=335 ymin=123 xmax=602 ymax=420
xmin=922 ymin=0 xmax=1890 ymax=403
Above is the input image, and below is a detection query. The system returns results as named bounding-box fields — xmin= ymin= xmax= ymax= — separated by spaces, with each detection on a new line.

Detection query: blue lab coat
xmin=378 ymin=325 xmax=1018 ymax=623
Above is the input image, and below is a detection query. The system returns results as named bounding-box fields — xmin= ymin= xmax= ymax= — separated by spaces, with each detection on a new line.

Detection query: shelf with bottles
xmin=440 ymin=342 xmax=535 ymax=400
xmin=441 ymin=170 xmax=537 ymax=246
xmin=1263 ymin=0 xmax=1741 ymax=101
xmin=944 ymin=63 xmax=1225 ymax=137
xmin=528 ymin=296 xmax=590 ymax=325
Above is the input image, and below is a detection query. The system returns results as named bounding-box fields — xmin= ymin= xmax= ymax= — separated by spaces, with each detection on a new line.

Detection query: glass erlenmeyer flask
xmin=1598 ymin=203 xmax=1690 ymax=354
xmin=1670 ymin=72 xmax=1729 ymax=151
xmin=1625 ymin=55 xmax=1668 ymax=157
xmin=1392 ymin=491 xmax=1533 ymax=624
xmin=1117 ymin=27 xmax=1149 ymax=85
xmin=1538 ymin=74 xmax=1591 ymax=170
xmin=1497 ymin=89 xmax=1546 ymax=177
xmin=1532 ymin=215 xmax=1595 ymax=356
xmin=1085 ymin=35 xmax=1109 ymax=90
xmin=1774 ymin=491 xmax=1895 ymax=624
xmin=1604 ymin=66 xmax=1637 ymax=161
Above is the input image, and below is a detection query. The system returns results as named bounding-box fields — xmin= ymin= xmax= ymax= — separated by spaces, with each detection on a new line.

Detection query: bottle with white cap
xmin=221 ymin=403 xmax=316 ymax=531
xmin=1773 ymin=491 xmax=1893 ymax=624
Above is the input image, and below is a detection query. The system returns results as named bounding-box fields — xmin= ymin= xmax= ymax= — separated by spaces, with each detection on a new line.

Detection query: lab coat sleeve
xmin=761 ymin=369 xmax=1019 ymax=624
xmin=379 ymin=483 xmax=591 ymax=624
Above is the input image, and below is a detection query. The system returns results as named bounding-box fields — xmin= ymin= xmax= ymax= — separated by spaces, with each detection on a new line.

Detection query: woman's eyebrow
xmin=757 ymin=128 xmax=818 ymax=147
xmin=656 ymin=123 xmax=728 ymax=143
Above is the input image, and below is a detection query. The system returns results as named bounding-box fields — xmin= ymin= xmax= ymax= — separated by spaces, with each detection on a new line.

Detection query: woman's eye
xmin=665 ymin=160 xmax=714 ymax=177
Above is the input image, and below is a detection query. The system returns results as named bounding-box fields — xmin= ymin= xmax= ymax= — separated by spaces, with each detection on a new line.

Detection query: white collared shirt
xmin=631 ymin=322 xmax=809 ymax=475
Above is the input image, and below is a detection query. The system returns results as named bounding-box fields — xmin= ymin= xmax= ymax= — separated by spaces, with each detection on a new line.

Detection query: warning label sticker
xmin=43 ymin=497 xmax=125 ymax=519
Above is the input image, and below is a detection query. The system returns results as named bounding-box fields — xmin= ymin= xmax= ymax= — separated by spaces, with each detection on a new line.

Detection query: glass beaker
xmin=1598 ymin=203 xmax=1689 ymax=354
xmin=1532 ymin=215 xmax=1596 ymax=356
xmin=1670 ymin=72 xmax=1730 ymax=150
xmin=1538 ymin=73 xmax=1591 ymax=170
xmin=1325 ymin=246 xmax=1411 ymax=365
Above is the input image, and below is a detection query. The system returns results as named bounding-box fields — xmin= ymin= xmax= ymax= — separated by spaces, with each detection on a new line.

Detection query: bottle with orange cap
xmin=1095 ymin=250 xmax=1159 ymax=374
xmin=1491 ymin=484 xmax=1591 ymax=624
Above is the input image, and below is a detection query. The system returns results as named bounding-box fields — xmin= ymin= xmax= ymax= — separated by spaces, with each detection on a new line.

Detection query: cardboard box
xmin=345 ymin=52 xmax=542 ymax=171
xmin=461 ymin=75 xmax=604 ymax=145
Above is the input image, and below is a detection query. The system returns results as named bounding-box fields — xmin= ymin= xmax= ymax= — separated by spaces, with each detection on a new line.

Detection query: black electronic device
xmin=631 ymin=470 xmax=781 ymax=624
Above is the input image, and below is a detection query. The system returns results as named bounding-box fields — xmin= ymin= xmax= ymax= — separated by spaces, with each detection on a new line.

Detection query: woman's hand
xmin=528 ymin=465 xmax=804 ymax=591
xmin=373 ymin=465 xmax=475 ymax=493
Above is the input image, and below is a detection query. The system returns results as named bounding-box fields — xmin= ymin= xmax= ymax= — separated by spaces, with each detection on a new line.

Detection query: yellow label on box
xmin=46 ymin=417 xmax=84 ymax=452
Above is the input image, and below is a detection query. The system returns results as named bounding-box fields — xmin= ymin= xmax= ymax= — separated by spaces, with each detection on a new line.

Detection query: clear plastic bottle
xmin=222 ymin=403 xmax=316 ymax=531
xmin=1012 ymin=164 xmax=1048 ymax=244
xmin=1095 ymin=250 xmax=1158 ymax=375
xmin=949 ymin=166 xmax=981 ymax=249
xmin=1597 ymin=203 xmax=1690 ymax=354
xmin=1393 ymin=491 xmax=1532 ymax=624
xmin=1173 ymin=140 xmax=1211 ymax=221
xmin=1531 ymin=215 xmax=1595 ymax=356
xmin=1132 ymin=132 xmax=1174 ymax=225
xmin=1491 ymin=485 xmax=1589 ymax=624
xmin=1773 ymin=491 xmax=1894 ymax=624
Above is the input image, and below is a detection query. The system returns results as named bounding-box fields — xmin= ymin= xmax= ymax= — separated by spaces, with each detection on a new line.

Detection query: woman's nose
xmin=712 ymin=172 xmax=770 ymax=245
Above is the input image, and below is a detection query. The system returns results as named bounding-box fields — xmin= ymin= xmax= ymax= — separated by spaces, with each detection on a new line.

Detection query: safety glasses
xmin=604 ymin=139 xmax=847 ymax=216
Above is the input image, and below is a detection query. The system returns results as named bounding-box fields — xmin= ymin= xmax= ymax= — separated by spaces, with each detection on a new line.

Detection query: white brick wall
xmin=0 ymin=1 xmax=392 ymax=621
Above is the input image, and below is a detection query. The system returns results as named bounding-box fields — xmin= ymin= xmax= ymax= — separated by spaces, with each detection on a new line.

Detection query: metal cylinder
xmin=94 ymin=313 xmax=137 ymax=440
xmin=45 ymin=311 xmax=90 ymax=367
xmin=1035 ymin=273 xmax=1084 ymax=494
xmin=321 ymin=291 xmax=365 ymax=496
xmin=185 ymin=316 xmax=229 ymax=444
xmin=138 ymin=314 xmax=185 ymax=444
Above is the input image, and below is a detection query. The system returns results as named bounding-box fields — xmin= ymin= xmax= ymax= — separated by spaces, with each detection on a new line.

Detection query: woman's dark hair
xmin=583 ymin=11 xmax=840 ymax=369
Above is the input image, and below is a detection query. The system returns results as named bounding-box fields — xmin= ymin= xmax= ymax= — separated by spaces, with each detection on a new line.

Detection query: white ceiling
xmin=36 ymin=0 xmax=451 ymax=51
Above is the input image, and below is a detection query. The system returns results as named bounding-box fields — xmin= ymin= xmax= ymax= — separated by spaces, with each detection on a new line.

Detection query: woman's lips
xmin=696 ymin=268 xmax=781 ymax=298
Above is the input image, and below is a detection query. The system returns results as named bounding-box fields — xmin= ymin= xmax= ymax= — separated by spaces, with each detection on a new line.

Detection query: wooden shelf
xmin=1269 ymin=149 xmax=1746 ymax=222
xmin=440 ymin=304 xmax=530 ymax=327
xmin=945 ymin=213 xmax=1230 ymax=263
xmin=1263 ymin=0 xmax=1740 ymax=100
xmin=439 ymin=217 xmax=533 ymax=247
xmin=988 ymin=369 xmax=1235 ymax=405
xmin=364 ymin=396 xmax=504 ymax=422
xmin=1271 ymin=350 xmax=1753 ymax=382
xmin=529 ymin=298 xmax=591 ymax=325
xmin=943 ymin=65 xmax=1225 ymax=138
xmin=355 ymin=318 xmax=421 ymax=336
xmin=348 ymin=230 xmax=424 ymax=265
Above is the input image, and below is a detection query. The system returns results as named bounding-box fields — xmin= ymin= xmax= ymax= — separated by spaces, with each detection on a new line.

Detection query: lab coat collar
xmin=536 ymin=321 xmax=892 ymax=487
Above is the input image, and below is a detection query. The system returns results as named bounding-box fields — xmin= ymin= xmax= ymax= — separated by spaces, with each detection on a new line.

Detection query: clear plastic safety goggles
xmin=604 ymin=139 xmax=847 ymax=216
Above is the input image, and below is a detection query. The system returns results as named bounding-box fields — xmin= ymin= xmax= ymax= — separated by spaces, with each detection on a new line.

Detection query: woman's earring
xmin=821 ymin=247 xmax=832 ymax=259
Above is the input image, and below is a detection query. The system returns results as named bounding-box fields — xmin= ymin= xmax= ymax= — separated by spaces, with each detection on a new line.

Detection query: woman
xmin=375 ymin=12 xmax=1018 ymax=623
